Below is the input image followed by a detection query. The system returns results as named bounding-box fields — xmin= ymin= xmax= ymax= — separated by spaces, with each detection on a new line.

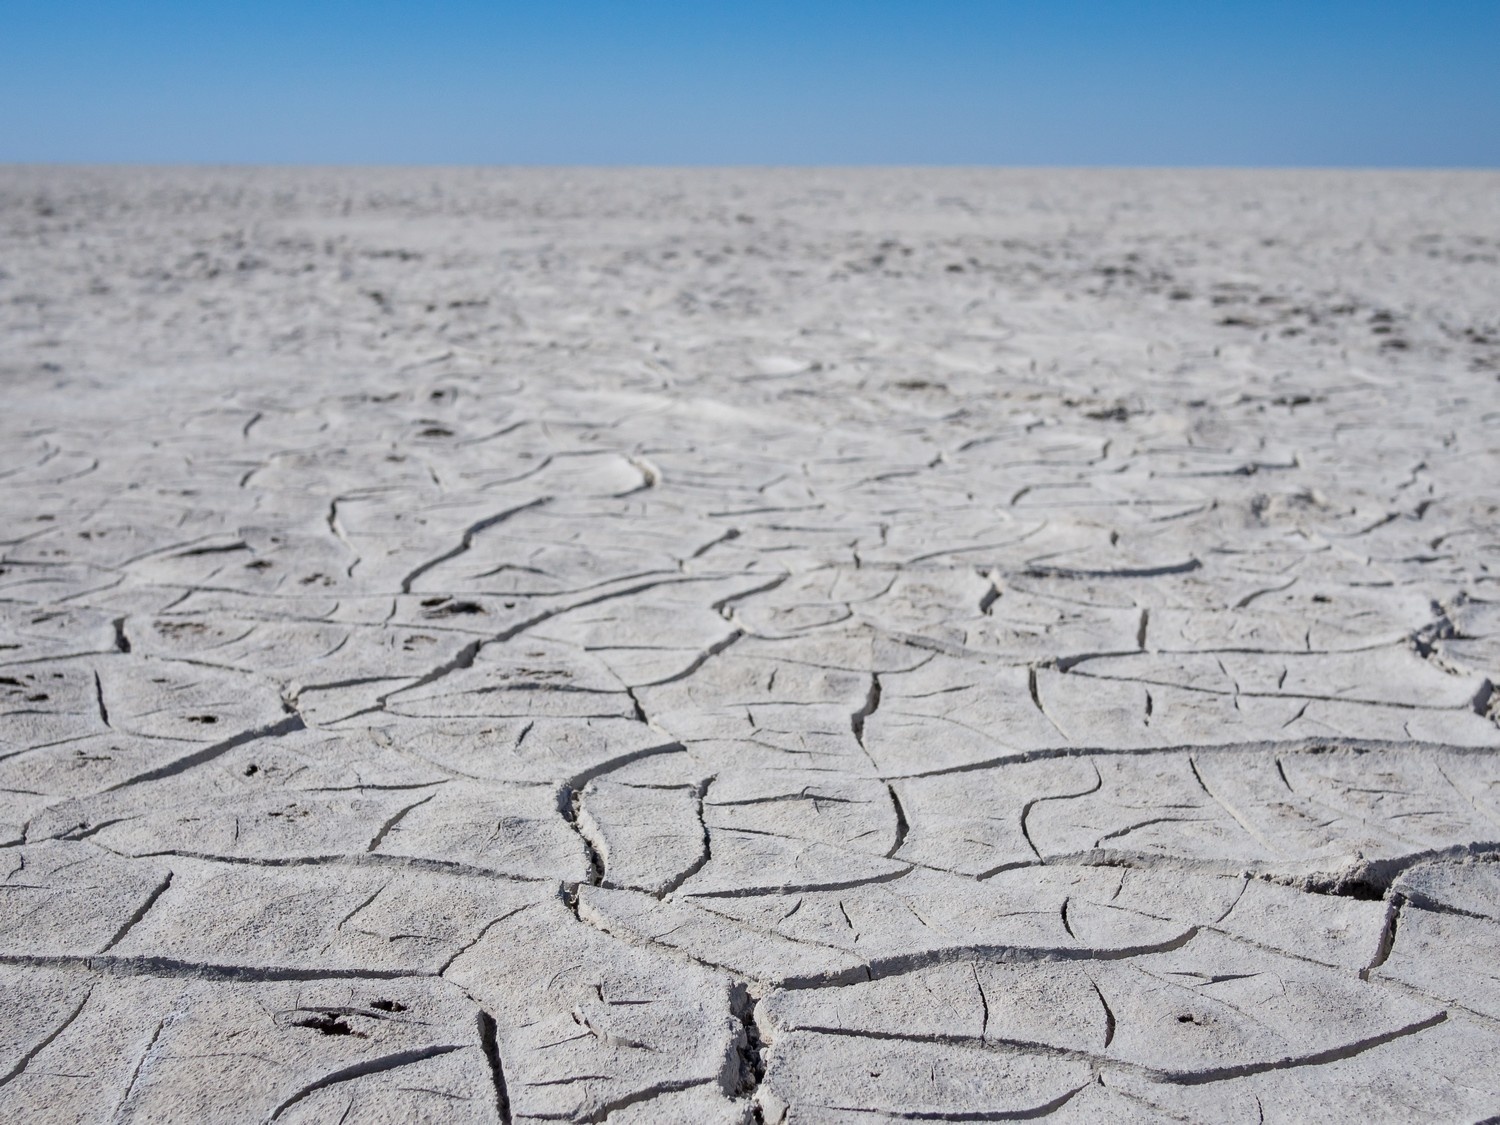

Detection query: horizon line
xmin=4 ymin=161 xmax=1499 ymax=172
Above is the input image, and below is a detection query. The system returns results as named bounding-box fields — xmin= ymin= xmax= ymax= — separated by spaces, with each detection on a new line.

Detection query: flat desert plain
xmin=2 ymin=168 xmax=1500 ymax=1123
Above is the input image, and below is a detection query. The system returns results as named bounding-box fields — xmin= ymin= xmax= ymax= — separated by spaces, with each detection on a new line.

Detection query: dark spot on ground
xmin=294 ymin=1014 xmax=366 ymax=1038
xmin=425 ymin=599 xmax=485 ymax=616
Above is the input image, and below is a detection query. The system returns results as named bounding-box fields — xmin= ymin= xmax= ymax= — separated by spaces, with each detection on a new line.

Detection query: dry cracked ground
xmin=2 ymin=167 xmax=1500 ymax=1123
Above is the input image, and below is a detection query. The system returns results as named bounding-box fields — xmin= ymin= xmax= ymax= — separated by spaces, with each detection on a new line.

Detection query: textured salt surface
xmin=2 ymin=167 xmax=1499 ymax=1122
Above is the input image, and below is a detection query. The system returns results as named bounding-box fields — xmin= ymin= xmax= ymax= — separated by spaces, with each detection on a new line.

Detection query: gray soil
xmin=2 ymin=167 xmax=1500 ymax=1122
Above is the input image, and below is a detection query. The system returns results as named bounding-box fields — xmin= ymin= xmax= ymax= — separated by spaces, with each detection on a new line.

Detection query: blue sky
xmin=2 ymin=1 xmax=1496 ymax=165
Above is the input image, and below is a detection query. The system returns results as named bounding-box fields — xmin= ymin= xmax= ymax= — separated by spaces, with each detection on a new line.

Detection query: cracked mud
xmin=3 ymin=168 xmax=1500 ymax=1122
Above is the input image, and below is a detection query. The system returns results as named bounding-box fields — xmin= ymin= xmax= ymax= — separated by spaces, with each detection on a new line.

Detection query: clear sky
xmin=3 ymin=0 xmax=1497 ymax=166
